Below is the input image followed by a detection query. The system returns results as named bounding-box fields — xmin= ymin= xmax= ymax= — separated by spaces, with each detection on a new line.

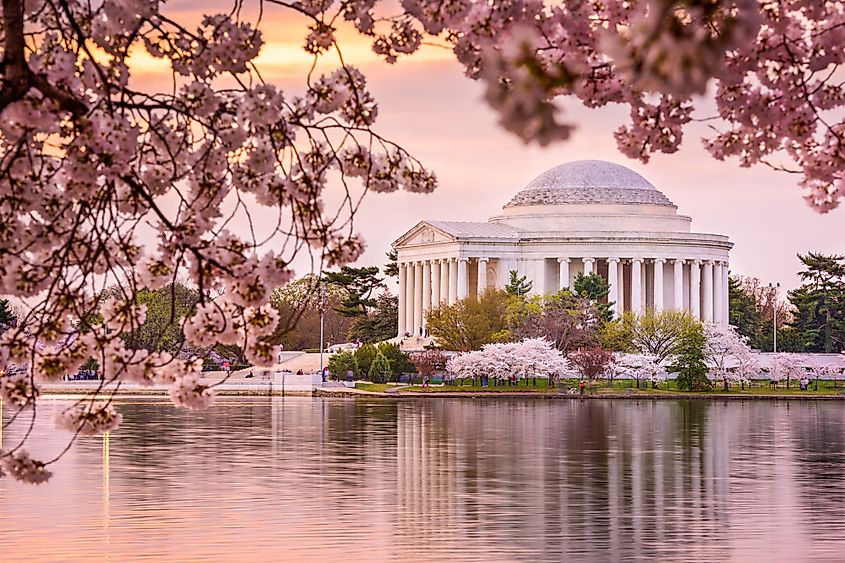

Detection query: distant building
xmin=392 ymin=160 xmax=733 ymax=337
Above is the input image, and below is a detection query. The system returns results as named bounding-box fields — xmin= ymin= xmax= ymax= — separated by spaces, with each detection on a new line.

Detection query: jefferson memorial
xmin=392 ymin=160 xmax=733 ymax=336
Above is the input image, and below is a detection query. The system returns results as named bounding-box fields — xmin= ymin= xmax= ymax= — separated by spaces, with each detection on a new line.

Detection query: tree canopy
xmin=788 ymin=253 xmax=845 ymax=353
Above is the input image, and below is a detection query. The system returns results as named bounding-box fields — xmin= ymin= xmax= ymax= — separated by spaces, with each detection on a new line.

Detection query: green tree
xmin=426 ymin=290 xmax=510 ymax=351
xmin=377 ymin=342 xmax=416 ymax=380
xmin=572 ymin=272 xmax=613 ymax=322
xmin=368 ymin=351 xmax=393 ymax=384
xmin=325 ymin=266 xmax=385 ymax=318
xmin=328 ymin=351 xmax=359 ymax=379
xmin=347 ymin=292 xmax=398 ymax=343
xmin=601 ymin=310 xmax=700 ymax=362
xmin=354 ymin=343 xmax=378 ymax=376
xmin=728 ymin=276 xmax=763 ymax=343
xmin=383 ymin=249 xmax=399 ymax=278
xmin=0 ymin=298 xmax=17 ymax=331
xmin=670 ymin=324 xmax=711 ymax=391
xmin=788 ymin=253 xmax=845 ymax=353
xmin=504 ymin=270 xmax=532 ymax=297
xmin=121 ymin=283 xmax=200 ymax=354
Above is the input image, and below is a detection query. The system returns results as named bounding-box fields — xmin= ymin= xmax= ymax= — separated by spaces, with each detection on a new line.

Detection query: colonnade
xmin=397 ymin=256 xmax=730 ymax=337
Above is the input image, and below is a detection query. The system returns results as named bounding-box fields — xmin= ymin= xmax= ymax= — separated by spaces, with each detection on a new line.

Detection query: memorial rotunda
xmin=392 ymin=160 xmax=733 ymax=337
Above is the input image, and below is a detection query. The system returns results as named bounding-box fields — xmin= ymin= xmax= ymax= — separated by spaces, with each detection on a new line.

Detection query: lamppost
xmin=769 ymin=282 xmax=780 ymax=353
xmin=319 ymin=280 xmax=327 ymax=374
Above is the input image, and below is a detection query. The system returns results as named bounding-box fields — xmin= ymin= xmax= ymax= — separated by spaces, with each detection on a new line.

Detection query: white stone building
xmin=392 ymin=160 xmax=733 ymax=337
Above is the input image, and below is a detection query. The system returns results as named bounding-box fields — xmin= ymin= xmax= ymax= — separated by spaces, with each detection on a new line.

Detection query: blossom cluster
xmin=0 ymin=450 xmax=52 ymax=485
xmin=353 ymin=0 xmax=845 ymax=211
xmin=54 ymin=402 xmax=123 ymax=436
xmin=446 ymin=338 xmax=573 ymax=381
xmin=613 ymin=353 xmax=668 ymax=385
xmin=0 ymin=0 xmax=443 ymax=480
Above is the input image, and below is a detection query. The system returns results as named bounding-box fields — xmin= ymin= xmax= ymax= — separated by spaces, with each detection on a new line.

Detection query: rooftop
xmin=505 ymin=160 xmax=675 ymax=207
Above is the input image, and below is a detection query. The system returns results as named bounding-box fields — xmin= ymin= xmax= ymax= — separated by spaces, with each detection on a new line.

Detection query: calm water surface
xmin=1 ymin=397 xmax=845 ymax=562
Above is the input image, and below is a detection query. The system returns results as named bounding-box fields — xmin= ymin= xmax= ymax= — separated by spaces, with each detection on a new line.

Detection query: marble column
xmin=431 ymin=260 xmax=441 ymax=309
xmin=558 ymin=258 xmax=570 ymax=290
xmin=583 ymin=257 xmax=595 ymax=276
xmin=690 ymin=260 xmax=701 ymax=320
xmin=477 ymin=258 xmax=489 ymax=297
xmin=448 ymin=258 xmax=457 ymax=304
xmin=607 ymin=258 xmax=620 ymax=316
xmin=440 ymin=259 xmax=450 ymax=304
xmin=703 ymin=260 xmax=714 ymax=323
xmin=404 ymin=262 xmax=415 ymax=334
xmin=673 ymin=259 xmax=684 ymax=311
xmin=413 ymin=262 xmax=423 ymax=334
xmin=713 ymin=261 xmax=723 ymax=324
xmin=497 ymin=258 xmax=512 ymax=288
xmin=421 ymin=260 xmax=431 ymax=328
xmin=631 ymin=259 xmax=643 ymax=314
xmin=397 ymin=263 xmax=407 ymax=337
xmin=617 ymin=260 xmax=625 ymax=313
xmin=457 ymin=258 xmax=468 ymax=299
xmin=533 ymin=259 xmax=546 ymax=295
xmin=653 ymin=258 xmax=665 ymax=312
xmin=722 ymin=262 xmax=730 ymax=326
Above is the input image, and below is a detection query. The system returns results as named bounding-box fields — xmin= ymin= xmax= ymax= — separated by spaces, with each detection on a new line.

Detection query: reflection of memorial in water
xmin=393 ymin=399 xmax=745 ymax=560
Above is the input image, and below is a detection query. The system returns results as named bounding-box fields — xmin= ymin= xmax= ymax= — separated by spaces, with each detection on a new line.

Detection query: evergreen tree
xmin=788 ymin=253 xmax=845 ymax=353
xmin=325 ymin=265 xmax=385 ymax=318
xmin=347 ymin=292 xmax=398 ymax=343
xmin=0 ymin=298 xmax=17 ymax=330
xmin=368 ymin=351 xmax=393 ymax=384
xmin=670 ymin=324 xmax=711 ymax=391
xmin=572 ymin=272 xmax=613 ymax=322
xmin=383 ymin=249 xmax=399 ymax=278
xmin=353 ymin=343 xmax=379 ymax=375
xmin=505 ymin=270 xmax=532 ymax=297
xmin=377 ymin=343 xmax=416 ymax=381
xmin=327 ymin=351 xmax=359 ymax=378
xmin=728 ymin=276 xmax=763 ymax=344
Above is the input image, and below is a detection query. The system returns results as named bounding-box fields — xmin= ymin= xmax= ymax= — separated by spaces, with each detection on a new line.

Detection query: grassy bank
xmin=399 ymin=378 xmax=845 ymax=397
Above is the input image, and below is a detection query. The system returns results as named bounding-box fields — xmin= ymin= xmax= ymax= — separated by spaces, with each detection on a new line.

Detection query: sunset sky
xmin=152 ymin=1 xmax=844 ymax=291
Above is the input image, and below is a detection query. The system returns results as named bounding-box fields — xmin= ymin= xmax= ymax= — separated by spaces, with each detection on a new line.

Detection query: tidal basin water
xmin=2 ymin=397 xmax=845 ymax=562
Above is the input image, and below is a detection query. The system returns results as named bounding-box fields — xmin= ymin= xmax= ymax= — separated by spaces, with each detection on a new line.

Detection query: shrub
xmin=328 ymin=351 xmax=359 ymax=379
xmin=368 ymin=351 xmax=392 ymax=384
xmin=671 ymin=324 xmax=711 ymax=391
xmin=354 ymin=343 xmax=378 ymax=376
xmin=377 ymin=343 xmax=416 ymax=381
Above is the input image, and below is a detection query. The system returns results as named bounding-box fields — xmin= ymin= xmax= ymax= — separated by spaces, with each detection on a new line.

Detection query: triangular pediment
xmin=392 ymin=221 xmax=456 ymax=248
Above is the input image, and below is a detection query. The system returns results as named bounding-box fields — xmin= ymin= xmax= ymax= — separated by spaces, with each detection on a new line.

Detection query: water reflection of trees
xmin=9 ymin=397 xmax=840 ymax=560
xmin=790 ymin=403 xmax=845 ymax=531
xmin=393 ymin=399 xmax=736 ymax=560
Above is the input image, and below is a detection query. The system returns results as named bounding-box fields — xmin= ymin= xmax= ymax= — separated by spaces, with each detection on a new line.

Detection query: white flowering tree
xmin=614 ymin=353 xmax=668 ymax=389
xmin=772 ymin=353 xmax=806 ymax=390
xmin=704 ymin=323 xmax=756 ymax=390
xmin=445 ymin=339 xmax=570 ymax=387
xmin=2 ymin=0 xmax=844 ymax=482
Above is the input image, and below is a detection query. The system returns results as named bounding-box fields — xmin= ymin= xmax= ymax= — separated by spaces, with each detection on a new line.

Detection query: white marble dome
xmin=505 ymin=160 xmax=674 ymax=207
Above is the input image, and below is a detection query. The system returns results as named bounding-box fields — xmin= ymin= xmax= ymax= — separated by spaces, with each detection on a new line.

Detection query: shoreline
xmin=38 ymin=382 xmax=845 ymax=401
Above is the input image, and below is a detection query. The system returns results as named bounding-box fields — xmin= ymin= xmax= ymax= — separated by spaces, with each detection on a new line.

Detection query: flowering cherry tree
xmin=614 ymin=353 xmax=668 ymax=388
xmin=389 ymin=0 xmax=845 ymax=211
xmin=445 ymin=339 xmax=570 ymax=384
xmin=0 ymin=0 xmax=437 ymax=483
xmin=704 ymin=323 xmax=756 ymax=389
xmin=771 ymin=352 xmax=806 ymax=389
